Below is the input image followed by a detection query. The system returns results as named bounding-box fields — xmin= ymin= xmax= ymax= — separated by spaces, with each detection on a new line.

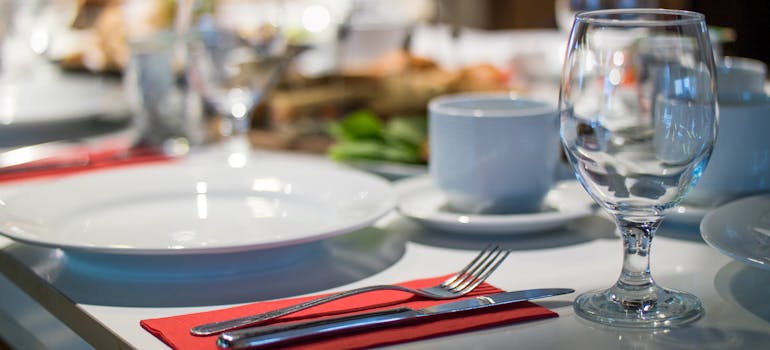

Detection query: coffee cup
xmin=428 ymin=93 xmax=560 ymax=214
xmin=716 ymin=56 xmax=767 ymax=102
xmin=685 ymin=93 xmax=770 ymax=207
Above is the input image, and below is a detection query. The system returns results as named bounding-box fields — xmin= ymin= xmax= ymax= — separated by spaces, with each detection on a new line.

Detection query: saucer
xmin=395 ymin=176 xmax=596 ymax=234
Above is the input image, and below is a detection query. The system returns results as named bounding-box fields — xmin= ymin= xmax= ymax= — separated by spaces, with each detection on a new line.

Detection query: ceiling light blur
xmin=302 ymin=5 xmax=331 ymax=33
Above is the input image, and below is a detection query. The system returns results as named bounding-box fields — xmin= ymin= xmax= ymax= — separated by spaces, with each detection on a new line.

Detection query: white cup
xmin=686 ymin=93 xmax=770 ymax=207
xmin=429 ymin=93 xmax=560 ymax=214
xmin=716 ymin=56 xmax=767 ymax=102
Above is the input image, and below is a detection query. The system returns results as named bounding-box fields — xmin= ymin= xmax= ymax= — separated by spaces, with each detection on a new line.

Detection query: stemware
xmin=183 ymin=0 xmax=289 ymax=157
xmin=560 ymin=9 xmax=717 ymax=327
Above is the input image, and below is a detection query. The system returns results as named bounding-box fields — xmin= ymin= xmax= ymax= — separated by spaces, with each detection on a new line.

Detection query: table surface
xmin=1 ymin=149 xmax=769 ymax=350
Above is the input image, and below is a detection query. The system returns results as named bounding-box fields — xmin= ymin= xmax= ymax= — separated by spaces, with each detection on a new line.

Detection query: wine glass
xmin=183 ymin=0 xmax=289 ymax=157
xmin=559 ymin=9 xmax=717 ymax=327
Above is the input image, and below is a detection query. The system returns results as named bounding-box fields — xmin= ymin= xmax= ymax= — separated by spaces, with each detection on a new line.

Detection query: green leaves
xmin=328 ymin=110 xmax=384 ymax=141
xmin=327 ymin=110 xmax=427 ymax=164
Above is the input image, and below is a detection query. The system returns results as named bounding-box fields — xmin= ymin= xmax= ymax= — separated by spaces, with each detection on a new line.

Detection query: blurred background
xmin=0 ymin=2 xmax=767 ymax=349
xmin=441 ymin=0 xmax=768 ymax=65
xmin=0 ymin=0 xmax=767 ymax=170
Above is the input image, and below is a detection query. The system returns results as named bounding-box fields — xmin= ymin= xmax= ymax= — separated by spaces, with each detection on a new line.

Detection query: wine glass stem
xmin=230 ymin=115 xmax=251 ymax=136
xmin=219 ymin=113 xmax=252 ymax=156
xmin=613 ymin=218 xmax=662 ymax=306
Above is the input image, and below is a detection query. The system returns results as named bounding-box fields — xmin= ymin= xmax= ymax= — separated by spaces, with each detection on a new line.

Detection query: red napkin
xmin=141 ymin=275 xmax=558 ymax=350
xmin=0 ymin=147 xmax=174 ymax=183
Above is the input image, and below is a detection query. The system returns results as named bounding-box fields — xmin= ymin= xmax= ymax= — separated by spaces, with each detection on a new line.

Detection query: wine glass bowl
xmin=560 ymin=9 xmax=717 ymax=327
xmin=184 ymin=0 xmax=289 ymax=141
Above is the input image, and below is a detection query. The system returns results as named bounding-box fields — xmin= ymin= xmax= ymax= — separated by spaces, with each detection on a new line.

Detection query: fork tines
xmin=443 ymin=244 xmax=511 ymax=293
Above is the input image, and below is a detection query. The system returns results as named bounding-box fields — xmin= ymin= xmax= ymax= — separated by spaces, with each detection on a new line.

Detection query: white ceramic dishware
xmin=560 ymin=9 xmax=717 ymax=327
xmin=0 ymin=74 xmax=135 ymax=147
xmin=396 ymin=176 xmax=595 ymax=234
xmin=685 ymin=93 xmax=770 ymax=208
xmin=428 ymin=92 xmax=560 ymax=214
xmin=0 ymin=155 xmax=396 ymax=255
xmin=701 ymin=194 xmax=770 ymax=271
xmin=715 ymin=56 xmax=767 ymax=101
xmin=0 ymin=75 xmax=129 ymax=125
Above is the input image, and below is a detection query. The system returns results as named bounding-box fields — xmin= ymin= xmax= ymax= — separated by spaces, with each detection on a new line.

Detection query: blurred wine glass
xmin=183 ymin=0 xmax=292 ymax=157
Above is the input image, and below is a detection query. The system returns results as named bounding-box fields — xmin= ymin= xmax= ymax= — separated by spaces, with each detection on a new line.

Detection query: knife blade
xmin=217 ymin=288 xmax=574 ymax=349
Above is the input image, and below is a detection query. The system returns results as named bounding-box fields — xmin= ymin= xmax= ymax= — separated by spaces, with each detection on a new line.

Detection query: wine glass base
xmin=574 ymin=286 xmax=704 ymax=328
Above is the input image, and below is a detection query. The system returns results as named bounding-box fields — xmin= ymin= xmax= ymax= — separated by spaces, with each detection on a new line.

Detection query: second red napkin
xmin=0 ymin=147 xmax=173 ymax=183
xmin=141 ymin=275 xmax=559 ymax=350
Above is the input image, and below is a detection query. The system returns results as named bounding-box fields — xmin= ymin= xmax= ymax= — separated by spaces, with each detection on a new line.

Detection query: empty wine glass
xmin=183 ymin=0 xmax=289 ymax=157
xmin=560 ymin=9 xmax=717 ymax=327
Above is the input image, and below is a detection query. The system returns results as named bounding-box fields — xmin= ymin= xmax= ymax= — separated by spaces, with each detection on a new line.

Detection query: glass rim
xmin=575 ymin=8 xmax=705 ymax=27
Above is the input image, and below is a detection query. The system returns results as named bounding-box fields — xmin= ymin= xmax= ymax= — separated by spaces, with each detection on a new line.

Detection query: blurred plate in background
xmin=0 ymin=73 xmax=129 ymax=126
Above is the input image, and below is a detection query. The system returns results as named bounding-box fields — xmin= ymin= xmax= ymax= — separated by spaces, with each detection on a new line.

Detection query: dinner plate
xmin=0 ymin=74 xmax=129 ymax=126
xmin=395 ymin=176 xmax=596 ymax=234
xmin=0 ymin=156 xmax=396 ymax=255
xmin=0 ymin=73 xmax=134 ymax=149
xmin=700 ymin=194 xmax=770 ymax=271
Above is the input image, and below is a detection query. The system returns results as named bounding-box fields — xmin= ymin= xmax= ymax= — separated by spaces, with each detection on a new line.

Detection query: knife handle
xmin=217 ymin=307 xmax=422 ymax=349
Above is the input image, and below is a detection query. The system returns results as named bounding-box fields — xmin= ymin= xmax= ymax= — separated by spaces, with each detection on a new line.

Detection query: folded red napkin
xmin=0 ymin=147 xmax=174 ymax=183
xmin=141 ymin=275 xmax=558 ymax=350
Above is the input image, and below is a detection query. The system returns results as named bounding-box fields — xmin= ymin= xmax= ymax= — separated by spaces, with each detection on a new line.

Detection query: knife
xmin=217 ymin=288 xmax=574 ymax=349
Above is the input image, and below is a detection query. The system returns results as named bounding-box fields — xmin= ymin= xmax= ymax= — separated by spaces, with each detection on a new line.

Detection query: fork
xmin=190 ymin=244 xmax=511 ymax=336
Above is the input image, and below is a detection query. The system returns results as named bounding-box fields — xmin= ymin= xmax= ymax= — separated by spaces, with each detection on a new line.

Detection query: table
xmin=1 ymin=150 xmax=769 ymax=350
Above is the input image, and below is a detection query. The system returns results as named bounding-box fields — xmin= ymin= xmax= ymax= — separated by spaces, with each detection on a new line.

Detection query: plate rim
xmin=700 ymin=194 xmax=770 ymax=271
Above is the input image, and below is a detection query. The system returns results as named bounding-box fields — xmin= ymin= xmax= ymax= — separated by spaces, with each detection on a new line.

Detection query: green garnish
xmin=327 ymin=110 xmax=427 ymax=164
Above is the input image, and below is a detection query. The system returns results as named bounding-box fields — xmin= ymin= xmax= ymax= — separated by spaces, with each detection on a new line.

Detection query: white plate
xmin=395 ymin=176 xmax=596 ymax=234
xmin=0 ymin=74 xmax=129 ymax=125
xmin=0 ymin=155 xmax=396 ymax=255
xmin=700 ymin=194 xmax=770 ymax=271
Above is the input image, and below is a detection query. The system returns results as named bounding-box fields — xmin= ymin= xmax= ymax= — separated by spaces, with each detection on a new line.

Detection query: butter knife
xmin=217 ymin=288 xmax=574 ymax=349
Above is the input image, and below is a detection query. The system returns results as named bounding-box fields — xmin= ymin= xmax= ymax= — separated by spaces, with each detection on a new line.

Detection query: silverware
xmin=217 ymin=288 xmax=575 ymax=349
xmin=191 ymin=245 xmax=511 ymax=336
